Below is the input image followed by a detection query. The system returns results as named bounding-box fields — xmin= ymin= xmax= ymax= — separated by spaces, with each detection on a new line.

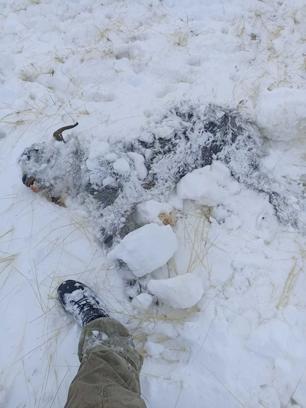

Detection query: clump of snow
xmin=148 ymin=272 xmax=204 ymax=309
xmin=128 ymin=152 xmax=148 ymax=179
xmin=177 ymin=162 xmax=240 ymax=206
xmin=132 ymin=293 xmax=154 ymax=310
xmin=136 ymin=200 xmax=173 ymax=225
xmin=105 ymin=152 xmax=118 ymax=162
xmin=113 ymin=158 xmax=130 ymax=175
xmin=256 ymin=88 xmax=306 ymax=142
xmin=109 ymin=224 xmax=177 ymax=277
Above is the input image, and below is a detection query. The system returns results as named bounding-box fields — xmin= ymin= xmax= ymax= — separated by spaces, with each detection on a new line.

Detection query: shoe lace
xmin=72 ymin=295 xmax=99 ymax=315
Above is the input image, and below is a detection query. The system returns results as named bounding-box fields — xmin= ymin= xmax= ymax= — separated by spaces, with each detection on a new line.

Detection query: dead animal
xmin=19 ymin=103 xmax=305 ymax=248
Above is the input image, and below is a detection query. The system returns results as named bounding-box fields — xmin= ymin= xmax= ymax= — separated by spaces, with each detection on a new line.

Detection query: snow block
xmin=109 ymin=224 xmax=177 ymax=277
xmin=148 ymin=272 xmax=204 ymax=309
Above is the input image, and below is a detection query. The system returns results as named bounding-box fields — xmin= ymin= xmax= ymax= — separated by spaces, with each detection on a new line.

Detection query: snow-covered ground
xmin=1 ymin=0 xmax=306 ymax=407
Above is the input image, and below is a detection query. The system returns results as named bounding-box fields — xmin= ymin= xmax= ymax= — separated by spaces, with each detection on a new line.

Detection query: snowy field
xmin=1 ymin=0 xmax=306 ymax=407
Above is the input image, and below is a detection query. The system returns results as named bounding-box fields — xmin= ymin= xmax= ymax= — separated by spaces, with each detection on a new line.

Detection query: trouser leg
xmin=65 ymin=317 xmax=147 ymax=408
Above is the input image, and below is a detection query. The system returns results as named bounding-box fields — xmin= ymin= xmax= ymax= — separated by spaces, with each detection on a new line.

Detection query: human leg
xmin=58 ymin=280 xmax=146 ymax=408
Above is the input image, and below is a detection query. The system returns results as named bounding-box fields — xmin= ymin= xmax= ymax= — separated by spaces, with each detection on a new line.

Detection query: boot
xmin=57 ymin=280 xmax=108 ymax=326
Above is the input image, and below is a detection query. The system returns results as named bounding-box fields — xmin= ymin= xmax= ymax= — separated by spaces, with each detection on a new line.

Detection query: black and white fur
xmin=19 ymin=103 xmax=305 ymax=248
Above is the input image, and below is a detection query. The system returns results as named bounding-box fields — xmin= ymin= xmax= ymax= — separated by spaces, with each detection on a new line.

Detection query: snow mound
xmin=109 ymin=224 xmax=177 ymax=277
xmin=256 ymin=88 xmax=306 ymax=141
xmin=177 ymin=162 xmax=240 ymax=206
xmin=148 ymin=272 xmax=204 ymax=309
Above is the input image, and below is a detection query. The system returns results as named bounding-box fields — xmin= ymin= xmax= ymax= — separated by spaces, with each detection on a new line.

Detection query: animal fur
xmin=19 ymin=103 xmax=305 ymax=247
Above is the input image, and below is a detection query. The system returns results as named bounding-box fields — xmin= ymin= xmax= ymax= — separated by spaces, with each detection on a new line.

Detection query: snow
xmin=1 ymin=0 xmax=306 ymax=407
xmin=109 ymin=224 xmax=178 ymax=277
xmin=113 ymin=157 xmax=131 ymax=175
xmin=132 ymin=293 xmax=154 ymax=311
xmin=128 ymin=152 xmax=148 ymax=180
xmin=256 ymin=88 xmax=306 ymax=142
xmin=148 ymin=272 xmax=204 ymax=309
xmin=177 ymin=162 xmax=241 ymax=206
xmin=136 ymin=200 xmax=173 ymax=225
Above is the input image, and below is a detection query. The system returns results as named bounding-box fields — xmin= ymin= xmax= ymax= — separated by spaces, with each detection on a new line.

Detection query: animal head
xmin=19 ymin=137 xmax=85 ymax=200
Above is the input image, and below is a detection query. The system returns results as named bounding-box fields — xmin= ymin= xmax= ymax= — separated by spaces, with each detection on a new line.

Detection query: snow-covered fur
xmin=19 ymin=103 xmax=305 ymax=246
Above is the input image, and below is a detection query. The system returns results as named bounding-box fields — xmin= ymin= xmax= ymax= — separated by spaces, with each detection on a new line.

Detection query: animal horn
xmin=53 ymin=122 xmax=79 ymax=143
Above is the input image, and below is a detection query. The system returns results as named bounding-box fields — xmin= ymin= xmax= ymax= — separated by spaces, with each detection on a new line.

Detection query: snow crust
xmin=109 ymin=224 xmax=177 ymax=277
xmin=1 ymin=1 xmax=306 ymax=407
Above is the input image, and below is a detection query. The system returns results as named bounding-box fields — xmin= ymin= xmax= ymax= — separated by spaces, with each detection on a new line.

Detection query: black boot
xmin=57 ymin=280 xmax=108 ymax=326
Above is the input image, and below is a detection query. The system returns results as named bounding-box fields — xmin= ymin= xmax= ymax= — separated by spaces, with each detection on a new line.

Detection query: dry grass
xmin=158 ymin=211 xmax=176 ymax=226
xmin=0 ymin=229 xmax=18 ymax=293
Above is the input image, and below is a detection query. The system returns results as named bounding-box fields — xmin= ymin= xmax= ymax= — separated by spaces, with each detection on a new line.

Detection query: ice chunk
xmin=148 ymin=272 xmax=204 ymax=309
xmin=109 ymin=224 xmax=177 ymax=277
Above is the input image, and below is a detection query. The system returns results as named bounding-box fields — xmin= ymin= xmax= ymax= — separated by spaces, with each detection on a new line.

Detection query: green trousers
xmin=65 ymin=317 xmax=147 ymax=408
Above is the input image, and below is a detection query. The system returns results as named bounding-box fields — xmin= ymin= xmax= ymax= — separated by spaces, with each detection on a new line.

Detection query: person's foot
xmin=57 ymin=280 xmax=108 ymax=326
